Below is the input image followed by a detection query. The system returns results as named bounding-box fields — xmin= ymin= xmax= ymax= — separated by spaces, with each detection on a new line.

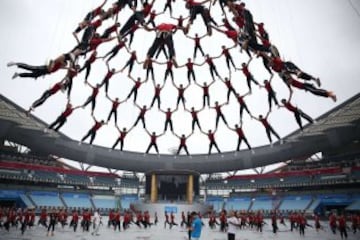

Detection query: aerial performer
xmin=210 ymin=101 xmax=229 ymax=128
xmin=280 ymin=97 xmax=314 ymax=130
xmin=227 ymin=123 xmax=252 ymax=151
xmin=63 ymin=64 xmax=80 ymax=99
xmin=199 ymin=54 xmax=222 ymax=81
xmin=145 ymin=23 xmax=179 ymax=61
xmin=106 ymin=95 xmax=127 ymax=124
xmin=146 ymin=10 xmax=164 ymax=28
xmin=201 ymin=129 xmax=221 ymax=154
xmin=8 ymin=53 xmax=72 ymax=80
xmin=79 ymin=50 xmax=101 ymax=82
xmin=185 ymin=106 xmax=204 ymax=132
xmin=145 ymin=129 xmax=164 ymax=154
xmin=112 ymin=125 xmax=134 ymax=151
xmin=177 ymin=58 xmax=201 ymax=83
xmin=80 ymin=115 xmax=106 ymax=145
xmin=100 ymin=63 xmax=122 ymax=94
xmin=47 ymin=102 xmax=81 ymax=132
xmin=101 ymin=22 xmax=121 ymax=39
xmin=172 ymin=81 xmax=190 ymax=109
xmin=237 ymin=58 xmax=260 ymax=92
xmin=126 ymin=75 xmax=148 ymax=102
xmin=120 ymin=50 xmax=139 ymax=75
xmin=185 ymin=0 xmax=213 ymax=35
xmin=133 ymin=104 xmax=150 ymax=128
xmin=220 ymin=76 xmax=237 ymax=103
xmin=259 ymin=76 xmax=279 ymax=111
xmin=235 ymin=91 xmax=252 ymax=121
xmin=101 ymin=38 xmax=129 ymax=63
xmin=253 ymin=113 xmax=281 ymax=144
xmin=280 ymin=72 xmax=336 ymax=102
xmin=119 ymin=0 xmax=156 ymax=37
xmin=82 ymin=82 xmax=101 ymax=114
xmin=194 ymin=80 xmax=215 ymax=108
xmin=160 ymin=107 xmax=178 ymax=132
xmin=141 ymin=57 xmax=156 ymax=81
xmin=174 ymin=132 xmax=193 ymax=155
xmin=150 ymin=81 xmax=165 ymax=108
xmin=186 ymin=33 xmax=207 ymax=59
xmin=76 ymin=0 xmax=107 ymax=32
xmin=217 ymin=45 xmax=237 ymax=72
xmin=27 ymin=81 xmax=66 ymax=114
xmin=163 ymin=0 xmax=176 ymax=15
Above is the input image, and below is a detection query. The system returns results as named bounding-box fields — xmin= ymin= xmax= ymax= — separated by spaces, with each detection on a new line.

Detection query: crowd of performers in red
xmin=0 ymin=206 xmax=359 ymax=239
xmin=7 ymin=0 xmax=337 ymax=155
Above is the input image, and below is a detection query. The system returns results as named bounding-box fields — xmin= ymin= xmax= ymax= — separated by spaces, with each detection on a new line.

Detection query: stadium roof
xmin=0 ymin=93 xmax=359 ymax=174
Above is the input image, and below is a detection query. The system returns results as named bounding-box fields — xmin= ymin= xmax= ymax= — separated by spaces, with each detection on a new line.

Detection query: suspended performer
xmin=162 ymin=59 xmax=175 ymax=82
xmin=186 ymin=33 xmax=207 ymax=59
xmin=112 ymin=125 xmax=133 ymax=151
xmin=82 ymin=82 xmax=101 ymax=114
xmin=150 ymin=81 xmax=165 ymax=108
xmin=101 ymin=22 xmax=121 ymax=39
xmin=27 ymin=81 xmax=66 ymax=114
xmin=146 ymin=10 xmax=164 ymax=28
xmin=79 ymin=50 xmax=101 ymax=82
xmin=177 ymin=58 xmax=201 ymax=83
xmin=185 ymin=0 xmax=213 ymax=35
xmin=160 ymin=107 xmax=178 ymax=132
xmin=126 ymin=75 xmax=147 ymax=102
xmin=280 ymin=97 xmax=314 ymax=131
xmin=185 ymin=106 xmax=204 ymax=132
xmin=195 ymin=80 xmax=215 ymax=108
xmin=119 ymin=0 xmax=155 ymax=37
xmin=106 ymin=95 xmax=127 ymax=124
xmin=280 ymin=72 xmax=336 ymax=102
xmin=100 ymin=63 xmax=121 ymax=94
xmin=133 ymin=104 xmax=150 ymax=128
xmin=237 ymin=58 xmax=260 ymax=92
xmin=101 ymin=38 xmax=129 ymax=63
xmin=120 ymin=50 xmax=139 ymax=75
xmin=8 ymin=53 xmax=73 ymax=80
xmin=201 ymin=129 xmax=221 ymax=154
xmin=47 ymin=102 xmax=81 ymax=132
xmin=141 ymin=57 xmax=156 ymax=81
xmin=174 ymin=132 xmax=193 ymax=155
xmin=163 ymin=0 xmax=175 ymax=15
xmin=259 ymin=76 xmax=279 ymax=111
xmin=145 ymin=23 xmax=179 ymax=60
xmin=220 ymin=76 xmax=237 ymax=103
xmin=73 ymin=14 xmax=106 ymax=47
xmin=216 ymin=45 xmax=237 ymax=72
xmin=212 ymin=26 xmax=240 ymax=45
xmin=63 ymin=64 xmax=80 ymax=99
xmin=210 ymin=101 xmax=229 ymax=129
xmin=80 ymin=115 xmax=106 ymax=145
xmin=126 ymin=23 xmax=140 ymax=48
xmin=76 ymin=0 xmax=107 ymax=32
xmin=235 ymin=91 xmax=252 ymax=121
xmin=199 ymin=54 xmax=222 ymax=81
xmin=253 ymin=112 xmax=281 ymax=144
xmin=171 ymin=15 xmax=189 ymax=30
xmin=172 ymin=81 xmax=190 ymax=109
xmin=145 ymin=129 xmax=165 ymax=154
xmin=227 ymin=123 xmax=252 ymax=151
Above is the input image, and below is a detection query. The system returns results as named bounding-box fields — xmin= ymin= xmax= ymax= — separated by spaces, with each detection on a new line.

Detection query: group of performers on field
xmin=0 ymin=206 xmax=359 ymax=239
xmin=7 ymin=0 xmax=337 ymax=155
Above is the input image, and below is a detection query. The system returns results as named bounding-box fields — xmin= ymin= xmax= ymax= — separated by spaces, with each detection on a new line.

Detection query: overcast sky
xmin=1 ymin=0 xmax=360 ymax=158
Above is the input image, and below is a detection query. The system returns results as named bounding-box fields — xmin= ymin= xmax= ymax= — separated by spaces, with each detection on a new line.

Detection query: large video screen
xmin=145 ymin=174 xmax=199 ymax=201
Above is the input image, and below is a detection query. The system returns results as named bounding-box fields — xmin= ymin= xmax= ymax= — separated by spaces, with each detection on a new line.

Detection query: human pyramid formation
xmin=7 ymin=0 xmax=337 ymax=155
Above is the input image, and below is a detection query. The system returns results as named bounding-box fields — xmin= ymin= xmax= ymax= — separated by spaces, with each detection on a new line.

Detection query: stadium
xmin=0 ymin=0 xmax=360 ymax=240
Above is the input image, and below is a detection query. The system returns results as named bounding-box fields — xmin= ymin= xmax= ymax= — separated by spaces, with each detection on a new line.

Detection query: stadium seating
xmin=62 ymin=193 xmax=93 ymax=209
xmin=92 ymin=195 xmax=118 ymax=209
xmin=29 ymin=191 xmax=64 ymax=208
xmin=226 ymin=197 xmax=251 ymax=211
xmin=278 ymin=195 xmax=312 ymax=211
